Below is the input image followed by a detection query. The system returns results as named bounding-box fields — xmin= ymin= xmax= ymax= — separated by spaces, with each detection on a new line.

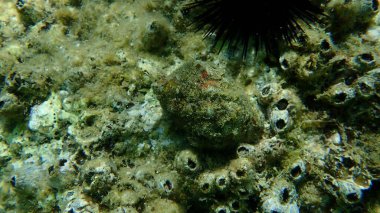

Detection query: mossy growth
xmin=154 ymin=62 xmax=263 ymax=150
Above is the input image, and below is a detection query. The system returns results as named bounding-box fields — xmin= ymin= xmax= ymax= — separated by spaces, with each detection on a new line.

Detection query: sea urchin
xmin=184 ymin=0 xmax=324 ymax=58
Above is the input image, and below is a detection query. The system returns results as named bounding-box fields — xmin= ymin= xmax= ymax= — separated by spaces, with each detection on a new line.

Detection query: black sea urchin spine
xmin=184 ymin=0 xmax=324 ymax=58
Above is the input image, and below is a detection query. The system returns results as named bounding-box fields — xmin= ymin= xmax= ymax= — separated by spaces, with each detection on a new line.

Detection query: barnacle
xmin=184 ymin=0 xmax=324 ymax=58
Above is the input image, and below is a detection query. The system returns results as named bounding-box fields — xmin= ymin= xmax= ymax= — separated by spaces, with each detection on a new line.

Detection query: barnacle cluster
xmin=0 ymin=0 xmax=379 ymax=212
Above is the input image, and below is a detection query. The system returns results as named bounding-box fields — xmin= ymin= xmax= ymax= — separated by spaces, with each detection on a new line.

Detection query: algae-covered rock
xmin=143 ymin=198 xmax=184 ymax=213
xmin=327 ymin=0 xmax=378 ymax=38
xmin=16 ymin=0 xmax=51 ymax=27
xmin=154 ymin=62 xmax=262 ymax=149
xmin=0 ymin=0 xmax=379 ymax=212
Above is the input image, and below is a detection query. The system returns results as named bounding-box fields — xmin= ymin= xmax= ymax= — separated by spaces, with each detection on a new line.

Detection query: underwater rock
xmin=327 ymin=0 xmax=379 ymax=37
xmin=81 ymin=158 xmax=117 ymax=201
xmin=0 ymin=92 xmax=23 ymax=120
xmin=262 ymin=198 xmax=299 ymax=213
xmin=106 ymin=189 xmax=141 ymax=208
xmin=0 ymin=0 xmax=379 ymax=212
xmin=240 ymin=137 xmax=287 ymax=169
xmin=103 ymin=174 xmax=148 ymax=209
xmin=154 ymin=62 xmax=263 ymax=149
xmin=143 ymin=198 xmax=185 ymax=213
xmin=140 ymin=20 xmax=171 ymax=54
xmin=28 ymin=92 xmax=62 ymax=136
xmin=62 ymin=190 xmax=100 ymax=213
xmin=16 ymin=0 xmax=51 ymax=27
xmin=298 ymin=183 xmax=327 ymax=211
xmin=110 ymin=207 xmax=138 ymax=213
xmin=5 ymin=146 xmax=69 ymax=212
